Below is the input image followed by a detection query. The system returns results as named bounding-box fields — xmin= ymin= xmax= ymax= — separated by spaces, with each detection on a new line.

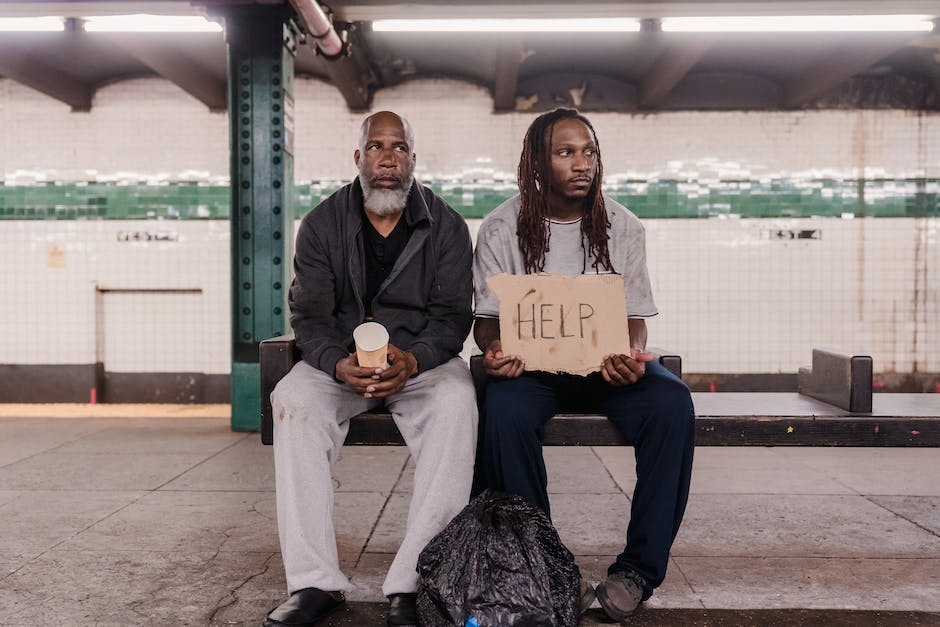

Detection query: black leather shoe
xmin=386 ymin=592 xmax=418 ymax=626
xmin=262 ymin=588 xmax=345 ymax=626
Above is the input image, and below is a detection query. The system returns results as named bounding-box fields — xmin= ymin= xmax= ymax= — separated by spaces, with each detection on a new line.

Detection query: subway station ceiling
xmin=1 ymin=1 xmax=940 ymax=112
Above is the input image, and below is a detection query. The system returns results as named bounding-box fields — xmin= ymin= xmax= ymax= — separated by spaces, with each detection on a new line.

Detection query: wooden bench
xmin=260 ymin=339 xmax=940 ymax=447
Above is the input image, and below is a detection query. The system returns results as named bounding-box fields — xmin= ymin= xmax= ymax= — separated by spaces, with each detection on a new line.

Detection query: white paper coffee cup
xmin=353 ymin=322 xmax=389 ymax=368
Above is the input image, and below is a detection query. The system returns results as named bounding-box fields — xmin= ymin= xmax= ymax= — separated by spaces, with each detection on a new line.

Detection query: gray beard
xmin=360 ymin=175 xmax=414 ymax=217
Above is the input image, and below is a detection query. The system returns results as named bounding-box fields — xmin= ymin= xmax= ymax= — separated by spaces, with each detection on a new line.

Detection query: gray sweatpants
xmin=271 ymin=357 xmax=478 ymax=597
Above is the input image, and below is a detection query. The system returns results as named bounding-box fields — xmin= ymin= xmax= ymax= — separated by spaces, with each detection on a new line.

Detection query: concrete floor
xmin=0 ymin=409 xmax=938 ymax=626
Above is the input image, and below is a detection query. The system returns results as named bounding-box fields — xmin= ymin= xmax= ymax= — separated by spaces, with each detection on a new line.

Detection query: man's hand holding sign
xmin=484 ymin=272 xmax=652 ymax=383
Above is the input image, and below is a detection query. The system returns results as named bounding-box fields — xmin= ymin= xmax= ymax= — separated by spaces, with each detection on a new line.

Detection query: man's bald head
xmin=359 ymin=111 xmax=415 ymax=154
xmin=355 ymin=111 xmax=416 ymax=217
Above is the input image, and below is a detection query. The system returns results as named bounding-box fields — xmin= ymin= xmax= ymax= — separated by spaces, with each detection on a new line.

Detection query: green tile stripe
xmin=1 ymin=179 xmax=937 ymax=220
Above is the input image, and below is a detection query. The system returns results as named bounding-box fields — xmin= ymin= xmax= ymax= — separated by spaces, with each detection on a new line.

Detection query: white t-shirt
xmin=473 ymin=194 xmax=658 ymax=319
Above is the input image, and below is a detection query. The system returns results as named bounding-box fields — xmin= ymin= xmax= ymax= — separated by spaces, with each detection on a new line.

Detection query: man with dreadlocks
xmin=472 ymin=108 xmax=695 ymax=621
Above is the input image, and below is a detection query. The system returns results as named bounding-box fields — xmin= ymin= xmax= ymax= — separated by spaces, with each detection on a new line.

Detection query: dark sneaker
xmin=595 ymin=570 xmax=645 ymax=621
xmin=386 ymin=592 xmax=418 ymax=626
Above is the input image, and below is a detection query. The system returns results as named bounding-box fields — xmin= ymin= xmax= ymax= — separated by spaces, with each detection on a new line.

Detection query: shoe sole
xmin=262 ymin=599 xmax=345 ymax=627
xmin=595 ymin=583 xmax=639 ymax=622
xmin=579 ymin=583 xmax=597 ymax=615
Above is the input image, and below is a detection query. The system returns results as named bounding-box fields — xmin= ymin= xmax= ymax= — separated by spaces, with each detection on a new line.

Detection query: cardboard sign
xmin=486 ymin=273 xmax=630 ymax=375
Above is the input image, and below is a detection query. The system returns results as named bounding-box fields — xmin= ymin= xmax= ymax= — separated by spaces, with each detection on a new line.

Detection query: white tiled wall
xmin=293 ymin=79 xmax=940 ymax=181
xmin=7 ymin=77 xmax=936 ymax=183
xmin=0 ymin=221 xmax=230 ymax=373
xmin=0 ymin=76 xmax=938 ymax=378
xmin=644 ymin=217 xmax=940 ymax=374
xmin=2 ymin=216 xmax=936 ymax=375
xmin=0 ymin=79 xmax=229 ymax=183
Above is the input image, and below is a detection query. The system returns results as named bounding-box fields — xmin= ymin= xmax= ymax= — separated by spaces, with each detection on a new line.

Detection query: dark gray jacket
xmin=289 ymin=177 xmax=473 ymax=377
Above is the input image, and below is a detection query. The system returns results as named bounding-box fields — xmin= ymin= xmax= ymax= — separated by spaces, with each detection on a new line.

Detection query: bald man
xmin=265 ymin=112 xmax=478 ymax=627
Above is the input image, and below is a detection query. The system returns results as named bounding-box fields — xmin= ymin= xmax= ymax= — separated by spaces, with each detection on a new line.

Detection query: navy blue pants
xmin=481 ymin=360 xmax=695 ymax=593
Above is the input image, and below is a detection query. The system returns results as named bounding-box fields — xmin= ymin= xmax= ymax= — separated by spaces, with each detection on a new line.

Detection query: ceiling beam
xmin=493 ymin=39 xmax=523 ymax=111
xmin=517 ymin=72 xmax=638 ymax=111
xmin=301 ymin=24 xmax=376 ymax=112
xmin=659 ymin=71 xmax=781 ymax=109
xmin=783 ymin=37 xmax=919 ymax=107
xmin=0 ymin=45 xmax=91 ymax=110
xmin=102 ymin=35 xmax=227 ymax=111
xmin=638 ymin=35 xmax=714 ymax=109
xmin=912 ymin=46 xmax=940 ymax=99
xmin=311 ymin=53 xmax=373 ymax=111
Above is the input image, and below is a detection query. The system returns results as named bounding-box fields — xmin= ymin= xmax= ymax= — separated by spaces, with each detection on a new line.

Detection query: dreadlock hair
xmin=516 ymin=108 xmax=612 ymax=274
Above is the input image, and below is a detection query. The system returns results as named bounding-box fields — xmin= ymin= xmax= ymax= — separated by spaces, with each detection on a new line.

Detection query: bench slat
xmin=340 ymin=410 xmax=940 ymax=447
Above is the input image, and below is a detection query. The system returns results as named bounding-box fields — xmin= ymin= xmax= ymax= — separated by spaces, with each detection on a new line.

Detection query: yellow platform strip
xmin=0 ymin=404 xmax=231 ymax=419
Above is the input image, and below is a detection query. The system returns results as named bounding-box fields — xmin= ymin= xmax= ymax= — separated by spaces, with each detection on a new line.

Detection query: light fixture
xmin=372 ymin=18 xmax=642 ymax=33
xmin=0 ymin=17 xmax=65 ymax=32
xmin=661 ymin=15 xmax=935 ymax=33
xmin=83 ymin=14 xmax=222 ymax=33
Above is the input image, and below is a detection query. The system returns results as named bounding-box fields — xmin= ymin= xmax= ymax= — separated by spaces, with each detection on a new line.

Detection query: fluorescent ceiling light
xmin=83 ymin=14 xmax=222 ymax=33
xmin=372 ymin=18 xmax=641 ymax=32
xmin=0 ymin=17 xmax=65 ymax=32
xmin=661 ymin=15 xmax=935 ymax=32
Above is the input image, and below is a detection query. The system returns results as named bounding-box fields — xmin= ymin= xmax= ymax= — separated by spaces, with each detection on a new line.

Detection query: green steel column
xmin=225 ymin=8 xmax=297 ymax=431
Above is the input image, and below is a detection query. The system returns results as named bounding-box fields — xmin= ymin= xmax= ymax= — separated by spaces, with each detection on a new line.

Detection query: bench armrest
xmin=797 ymin=348 xmax=872 ymax=413
xmin=647 ymin=347 xmax=682 ymax=379
xmin=260 ymin=334 xmax=298 ymax=445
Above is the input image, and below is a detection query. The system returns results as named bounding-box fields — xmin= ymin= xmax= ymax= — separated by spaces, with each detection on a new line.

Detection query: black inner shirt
xmin=362 ymin=213 xmax=412 ymax=317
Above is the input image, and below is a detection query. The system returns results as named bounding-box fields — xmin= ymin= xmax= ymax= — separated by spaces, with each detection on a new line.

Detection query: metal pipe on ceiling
xmin=289 ymin=0 xmax=344 ymax=58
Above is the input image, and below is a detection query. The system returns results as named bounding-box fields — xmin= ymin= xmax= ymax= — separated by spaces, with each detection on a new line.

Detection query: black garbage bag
xmin=416 ymin=490 xmax=581 ymax=626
